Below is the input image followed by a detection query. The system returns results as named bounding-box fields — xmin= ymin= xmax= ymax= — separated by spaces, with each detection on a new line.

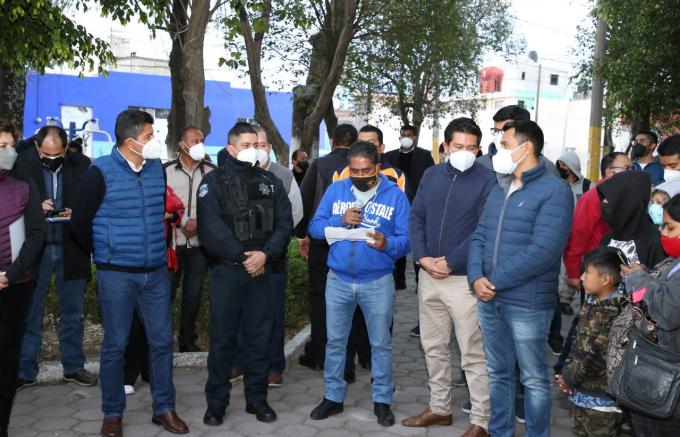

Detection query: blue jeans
xmin=20 ymin=244 xmax=86 ymax=380
xmin=97 ymin=267 xmax=175 ymax=418
xmin=477 ymin=300 xmax=554 ymax=437
xmin=324 ymin=271 xmax=394 ymax=404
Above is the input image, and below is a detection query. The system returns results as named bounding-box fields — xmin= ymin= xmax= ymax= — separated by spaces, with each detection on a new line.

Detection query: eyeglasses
xmin=490 ymin=128 xmax=503 ymax=135
xmin=610 ymin=166 xmax=631 ymax=174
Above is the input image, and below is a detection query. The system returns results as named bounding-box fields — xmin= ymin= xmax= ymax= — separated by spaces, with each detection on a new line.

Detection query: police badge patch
xmin=198 ymin=184 xmax=209 ymax=197
xmin=258 ymin=183 xmax=272 ymax=196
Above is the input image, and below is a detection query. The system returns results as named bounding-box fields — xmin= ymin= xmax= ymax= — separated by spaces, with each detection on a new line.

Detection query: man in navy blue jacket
xmin=468 ymin=120 xmax=573 ymax=437
xmin=403 ymin=118 xmax=495 ymax=437
xmin=307 ymin=141 xmax=410 ymax=427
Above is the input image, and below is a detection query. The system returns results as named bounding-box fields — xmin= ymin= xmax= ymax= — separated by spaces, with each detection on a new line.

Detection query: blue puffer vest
xmin=92 ymin=147 xmax=166 ymax=269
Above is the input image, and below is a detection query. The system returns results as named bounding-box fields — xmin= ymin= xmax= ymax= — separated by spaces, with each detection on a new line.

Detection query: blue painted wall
xmin=23 ymin=71 xmax=293 ymax=157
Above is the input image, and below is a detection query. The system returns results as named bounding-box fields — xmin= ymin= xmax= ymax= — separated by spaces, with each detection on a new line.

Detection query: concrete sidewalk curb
xmin=35 ymin=324 xmax=311 ymax=384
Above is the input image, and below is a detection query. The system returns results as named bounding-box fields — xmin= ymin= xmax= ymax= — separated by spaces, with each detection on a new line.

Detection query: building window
xmin=550 ymin=74 xmax=559 ymax=86
xmin=521 ymin=71 xmax=526 ymax=80
xmin=494 ymin=78 xmax=501 ymax=92
xmin=517 ymin=100 xmax=525 ymax=109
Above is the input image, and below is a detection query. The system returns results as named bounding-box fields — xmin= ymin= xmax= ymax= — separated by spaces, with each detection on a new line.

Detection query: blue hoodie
xmin=309 ymin=174 xmax=411 ymax=283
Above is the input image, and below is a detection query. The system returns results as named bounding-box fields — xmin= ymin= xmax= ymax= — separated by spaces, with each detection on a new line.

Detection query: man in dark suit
xmin=383 ymin=125 xmax=434 ymax=335
xmin=12 ymin=126 xmax=97 ymax=390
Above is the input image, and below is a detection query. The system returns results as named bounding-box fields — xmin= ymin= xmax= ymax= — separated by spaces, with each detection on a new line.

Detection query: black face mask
xmin=557 ymin=166 xmax=570 ymax=180
xmin=297 ymin=160 xmax=309 ymax=171
xmin=350 ymin=174 xmax=378 ymax=192
xmin=601 ymin=201 xmax=615 ymax=226
xmin=631 ymin=143 xmax=648 ymax=160
xmin=41 ymin=155 xmax=64 ymax=172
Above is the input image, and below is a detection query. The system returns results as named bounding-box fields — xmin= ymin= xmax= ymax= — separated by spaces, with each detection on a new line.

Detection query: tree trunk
xmin=292 ymin=85 xmax=320 ymax=158
xmin=238 ymin=0 xmax=290 ymax=165
xmin=0 ymin=64 xmax=26 ymax=137
xmin=165 ymin=0 xmax=211 ymax=155
xmin=295 ymin=0 xmax=357 ymax=156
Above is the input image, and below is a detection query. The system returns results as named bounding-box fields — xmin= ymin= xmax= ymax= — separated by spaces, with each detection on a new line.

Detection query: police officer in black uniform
xmin=197 ymin=122 xmax=292 ymax=425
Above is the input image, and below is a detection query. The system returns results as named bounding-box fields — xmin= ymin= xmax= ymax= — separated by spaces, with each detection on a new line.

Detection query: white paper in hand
xmin=9 ymin=216 xmax=25 ymax=262
xmin=325 ymin=226 xmax=376 ymax=246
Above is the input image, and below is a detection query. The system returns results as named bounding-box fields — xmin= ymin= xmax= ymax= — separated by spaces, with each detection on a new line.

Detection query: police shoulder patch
xmin=198 ymin=184 xmax=209 ymax=197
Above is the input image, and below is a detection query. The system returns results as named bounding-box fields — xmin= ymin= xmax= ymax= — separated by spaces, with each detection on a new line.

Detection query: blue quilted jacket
xmin=91 ymin=147 xmax=166 ymax=269
xmin=467 ymin=162 xmax=574 ymax=310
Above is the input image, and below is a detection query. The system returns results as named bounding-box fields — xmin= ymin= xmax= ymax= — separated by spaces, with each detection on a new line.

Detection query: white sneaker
xmin=124 ymin=385 xmax=135 ymax=396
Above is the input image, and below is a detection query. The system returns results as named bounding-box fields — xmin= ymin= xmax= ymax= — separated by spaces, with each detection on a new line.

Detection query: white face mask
xmin=664 ymin=168 xmax=680 ymax=182
xmin=0 ymin=147 xmax=18 ymax=170
xmin=257 ymin=149 xmax=270 ymax=168
xmin=131 ymin=137 xmax=162 ymax=160
xmin=448 ymin=150 xmax=476 ymax=172
xmin=400 ymin=137 xmax=414 ymax=150
xmin=236 ymin=147 xmax=259 ymax=166
xmin=187 ymin=142 xmax=205 ymax=161
xmin=492 ymin=143 xmax=528 ymax=175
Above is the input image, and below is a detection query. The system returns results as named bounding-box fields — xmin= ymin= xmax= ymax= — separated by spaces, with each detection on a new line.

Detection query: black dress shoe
xmin=298 ymin=354 xmax=324 ymax=370
xmin=179 ymin=343 xmax=201 ymax=353
xmin=374 ymin=402 xmax=395 ymax=427
xmin=310 ymin=399 xmax=344 ymax=420
xmin=203 ymin=407 xmax=225 ymax=426
xmin=344 ymin=372 xmax=356 ymax=384
xmin=245 ymin=401 xmax=277 ymax=422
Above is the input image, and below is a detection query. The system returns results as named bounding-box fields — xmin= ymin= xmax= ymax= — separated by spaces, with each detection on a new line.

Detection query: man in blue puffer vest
xmin=467 ymin=120 xmax=573 ymax=437
xmin=70 ymin=110 xmax=188 ymax=437
xmin=307 ymin=141 xmax=410 ymax=428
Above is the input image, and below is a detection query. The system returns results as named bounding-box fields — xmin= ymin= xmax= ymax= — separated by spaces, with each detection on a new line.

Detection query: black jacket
xmin=197 ymin=153 xmax=292 ymax=264
xmin=295 ymin=148 xmax=351 ymax=239
xmin=384 ymin=147 xmax=434 ymax=197
xmin=13 ymin=148 xmax=93 ymax=281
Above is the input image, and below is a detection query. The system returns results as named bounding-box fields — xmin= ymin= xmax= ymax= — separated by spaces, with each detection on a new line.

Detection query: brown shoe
xmin=401 ymin=406 xmax=452 ymax=427
xmin=101 ymin=416 xmax=123 ymax=437
xmin=268 ymin=372 xmax=283 ymax=387
xmin=151 ymin=411 xmax=189 ymax=434
xmin=460 ymin=424 xmax=489 ymax=437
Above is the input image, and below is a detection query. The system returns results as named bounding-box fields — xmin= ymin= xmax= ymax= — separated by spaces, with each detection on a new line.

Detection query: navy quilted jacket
xmin=467 ymin=162 xmax=574 ymax=310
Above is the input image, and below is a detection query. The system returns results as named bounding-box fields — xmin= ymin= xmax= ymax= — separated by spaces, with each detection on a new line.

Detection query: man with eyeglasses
xmin=477 ymin=105 xmax=561 ymax=178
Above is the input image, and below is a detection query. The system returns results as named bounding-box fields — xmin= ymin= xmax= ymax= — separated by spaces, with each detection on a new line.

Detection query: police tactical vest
xmin=218 ymin=167 xmax=276 ymax=247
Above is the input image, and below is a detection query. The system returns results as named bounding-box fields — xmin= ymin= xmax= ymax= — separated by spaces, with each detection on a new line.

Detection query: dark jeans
xmin=548 ymin=293 xmax=563 ymax=345
xmin=20 ymin=244 xmax=86 ymax=380
xmin=393 ymin=258 xmax=420 ymax=289
xmin=205 ymin=265 xmax=274 ymax=409
xmin=0 ymin=282 xmax=32 ymax=426
xmin=303 ymin=240 xmax=329 ymax=365
xmin=234 ymin=270 xmax=287 ymax=374
xmin=97 ymin=267 xmax=175 ymax=418
xmin=123 ymin=312 xmax=149 ymax=386
xmin=172 ymin=246 xmax=209 ymax=348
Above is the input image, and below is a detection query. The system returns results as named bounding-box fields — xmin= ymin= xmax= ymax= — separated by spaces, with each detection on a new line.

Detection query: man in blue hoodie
xmin=307 ymin=141 xmax=411 ymax=427
xmin=403 ymin=118 xmax=496 ymax=437
xmin=468 ymin=120 xmax=573 ymax=437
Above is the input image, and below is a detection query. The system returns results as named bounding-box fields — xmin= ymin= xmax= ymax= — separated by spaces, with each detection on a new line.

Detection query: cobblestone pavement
xmin=10 ymin=267 xmax=575 ymax=436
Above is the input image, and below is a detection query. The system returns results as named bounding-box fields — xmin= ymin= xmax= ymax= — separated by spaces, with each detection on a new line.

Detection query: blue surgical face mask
xmin=648 ymin=203 xmax=664 ymax=226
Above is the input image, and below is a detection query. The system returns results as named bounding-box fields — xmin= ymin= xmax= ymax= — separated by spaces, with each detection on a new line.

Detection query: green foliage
xmin=343 ymin=0 xmax=520 ymax=127
xmin=0 ymin=0 xmax=115 ymax=73
xmin=45 ymin=240 xmax=309 ymax=339
xmin=575 ymin=0 xmax=680 ymax=130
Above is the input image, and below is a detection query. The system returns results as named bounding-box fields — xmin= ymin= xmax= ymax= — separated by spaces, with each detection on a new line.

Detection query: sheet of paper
xmin=324 ymin=226 xmax=376 ymax=246
xmin=9 ymin=216 xmax=25 ymax=262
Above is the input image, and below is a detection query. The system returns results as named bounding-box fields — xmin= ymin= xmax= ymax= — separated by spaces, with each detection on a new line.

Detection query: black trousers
xmin=303 ymin=240 xmax=330 ymax=364
xmin=0 ymin=282 xmax=32 ymax=426
xmin=123 ymin=311 xmax=149 ymax=386
xmin=172 ymin=246 xmax=209 ymax=348
xmin=205 ymin=264 xmax=274 ymax=409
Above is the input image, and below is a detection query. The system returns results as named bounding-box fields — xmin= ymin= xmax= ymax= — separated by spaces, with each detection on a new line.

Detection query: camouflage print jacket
xmin=563 ymin=294 xmax=626 ymax=399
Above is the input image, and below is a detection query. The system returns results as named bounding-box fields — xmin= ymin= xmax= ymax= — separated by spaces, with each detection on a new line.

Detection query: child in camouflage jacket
xmin=556 ymin=247 xmax=626 ymax=436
